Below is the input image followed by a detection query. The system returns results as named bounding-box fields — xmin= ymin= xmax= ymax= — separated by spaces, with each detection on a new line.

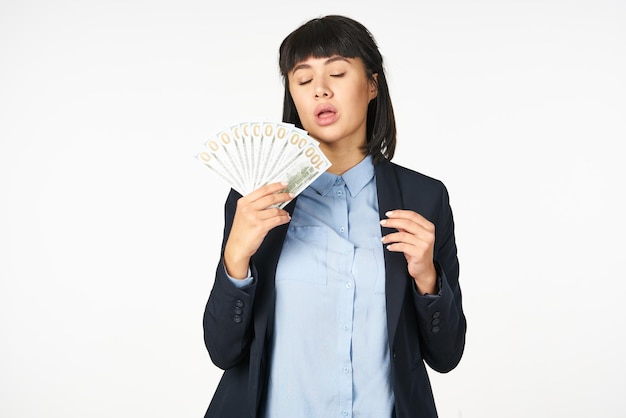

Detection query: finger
xmin=256 ymin=206 xmax=292 ymax=221
xmin=384 ymin=210 xmax=433 ymax=230
xmin=381 ymin=218 xmax=419 ymax=235
xmin=382 ymin=214 xmax=434 ymax=235
xmin=381 ymin=231 xmax=420 ymax=246
xmin=251 ymin=191 xmax=294 ymax=211
xmin=384 ymin=240 xmax=433 ymax=263
xmin=244 ymin=181 xmax=290 ymax=203
xmin=384 ymin=241 xmax=417 ymax=255
xmin=260 ymin=211 xmax=292 ymax=229
xmin=381 ymin=218 xmax=428 ymax=237
xmin=238 ymin=187 xmax=294 ymax=213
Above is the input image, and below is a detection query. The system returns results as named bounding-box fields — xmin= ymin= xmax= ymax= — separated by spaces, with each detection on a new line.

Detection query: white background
xmin=1 ymin=0 xmax=625 ymax=417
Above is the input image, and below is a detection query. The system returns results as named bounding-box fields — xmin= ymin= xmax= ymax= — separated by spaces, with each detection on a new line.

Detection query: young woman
xmin=203 ymin=15 xmax=466 ymax=418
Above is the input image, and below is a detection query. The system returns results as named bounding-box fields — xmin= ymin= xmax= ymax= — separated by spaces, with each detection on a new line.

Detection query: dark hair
xmin=278 ymin=15 xmax=396 ymax=162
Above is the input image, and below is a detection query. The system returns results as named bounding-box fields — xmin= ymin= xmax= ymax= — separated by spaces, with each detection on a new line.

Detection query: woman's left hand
xmin=380 ymin=210 xmax=438 ymax=295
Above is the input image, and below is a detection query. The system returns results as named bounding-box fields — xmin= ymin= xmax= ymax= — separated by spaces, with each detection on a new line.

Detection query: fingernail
xmin=385 ymin=211 xmax=393 ymax=217
xmin=288 ymin=193 xmax=295 ymax=198
xmin=280 ymin=180 xmax=289 ymax=186
xmin=380 ymin=219 xmax=387 ymax=225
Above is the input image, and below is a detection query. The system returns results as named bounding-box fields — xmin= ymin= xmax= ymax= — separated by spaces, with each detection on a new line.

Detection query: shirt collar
xmin=309 ymin=155 xmax=375 ymax=197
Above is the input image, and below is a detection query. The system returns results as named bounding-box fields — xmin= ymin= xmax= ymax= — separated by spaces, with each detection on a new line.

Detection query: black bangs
xmin=279 ymin=16 xmax=377 ymax=76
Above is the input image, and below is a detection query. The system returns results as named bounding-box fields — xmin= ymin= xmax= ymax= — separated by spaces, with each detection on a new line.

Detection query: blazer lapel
xmin=375 ymin=161 xmax=408 ymax=348
xmin=252 ymin=198 xmax=298 ymax=338
xmin=248 ymin=198 xmax=298 ymax=413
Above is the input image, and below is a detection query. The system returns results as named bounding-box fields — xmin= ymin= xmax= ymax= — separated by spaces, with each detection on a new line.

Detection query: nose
xmin=314 ymin=83 xmax=331 ymax=99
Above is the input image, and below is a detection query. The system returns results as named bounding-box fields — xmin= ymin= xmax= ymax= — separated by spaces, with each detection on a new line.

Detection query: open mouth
xmin=314 ymin=104 xmax=338 ymax=125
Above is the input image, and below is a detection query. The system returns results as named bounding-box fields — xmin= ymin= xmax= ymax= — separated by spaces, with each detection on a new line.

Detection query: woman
xmin=203 ymin=15 xmax=466 ymax=418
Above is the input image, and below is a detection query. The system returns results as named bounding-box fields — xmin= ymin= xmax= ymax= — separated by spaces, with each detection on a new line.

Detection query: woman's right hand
xmin=223 ymin=181 xmax=294 ymax=279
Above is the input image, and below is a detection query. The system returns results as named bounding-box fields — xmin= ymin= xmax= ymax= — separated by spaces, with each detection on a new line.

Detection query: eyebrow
xmin=291 ymin=56 xmax=351 ymax=74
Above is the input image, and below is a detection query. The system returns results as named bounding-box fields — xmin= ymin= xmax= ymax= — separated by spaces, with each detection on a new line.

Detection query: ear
xmin=369 ymin=73 xmax=379 ymax=101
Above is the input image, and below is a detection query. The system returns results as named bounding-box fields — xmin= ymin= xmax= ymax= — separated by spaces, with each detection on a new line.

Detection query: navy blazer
xmin=203 ymin=160 xmax=466 ymax=418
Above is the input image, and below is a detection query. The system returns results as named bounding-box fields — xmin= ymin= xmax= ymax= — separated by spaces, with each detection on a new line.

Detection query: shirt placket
xmin=332 ymin=178 xmax=354 ymax=418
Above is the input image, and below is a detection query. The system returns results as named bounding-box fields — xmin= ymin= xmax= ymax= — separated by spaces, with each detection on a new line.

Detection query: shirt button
xmin=343 ymin=325 xmax=349 ymax=331
xmin=337 ymin=190 xmax=343 ymax=196
xmin=343 ymin=367 xmax=349 ymax=373
xmin=342 ymin=412 xmax=348 ymax=417
xmin=346 ymin=283 xmax=352 ymax=289
xmin=339 ymin=227 xmax=345 ymax=233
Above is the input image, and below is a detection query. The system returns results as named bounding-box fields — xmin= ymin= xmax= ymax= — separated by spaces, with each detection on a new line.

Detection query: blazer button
xmin=432 ymin=311 xmax=441 ymax=319
xmin=235 ymin=299 xmax=244 ymax=308
xmin=234 ymin=307 xmax=243 ymax=315
xmin=233 ymin=315 xmax=242 ymax=323
xmin=432 ymin=326 xmax=440 ymax=333
xmin=432 ymin=318 xmax=440 ymax=326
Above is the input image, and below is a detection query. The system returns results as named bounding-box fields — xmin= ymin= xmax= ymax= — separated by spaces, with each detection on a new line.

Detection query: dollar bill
xmin=196 ymin=139 xmax=246 ymax=195
xmin=268 ymin=143 xmax=332 ymax=208
xmin=197 ymin=121 xmax=331 ymax=201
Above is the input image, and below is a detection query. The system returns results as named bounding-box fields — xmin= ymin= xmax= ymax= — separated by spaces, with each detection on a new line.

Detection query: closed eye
xmin=330 ymin=73 xmax=346 ymax=78
xmin=298 ymin=79 xmax=312 ymax=85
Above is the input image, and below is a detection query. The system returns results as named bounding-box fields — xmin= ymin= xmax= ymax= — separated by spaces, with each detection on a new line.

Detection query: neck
xmin=322 ymin=145 xmax=367 ymax=175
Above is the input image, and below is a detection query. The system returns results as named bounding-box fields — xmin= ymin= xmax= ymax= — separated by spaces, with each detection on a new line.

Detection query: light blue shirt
xmin=263 ymin=155 xmax=393 ymax=418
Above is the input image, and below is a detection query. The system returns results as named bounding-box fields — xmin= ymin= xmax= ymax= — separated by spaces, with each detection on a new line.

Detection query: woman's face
xmin=287 ymin=55 xmax=377 ymax=154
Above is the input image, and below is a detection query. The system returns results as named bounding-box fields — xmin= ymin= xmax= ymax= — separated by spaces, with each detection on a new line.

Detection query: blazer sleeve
xmin=411 ymin=181 xmax=466 ymax=373
xmin=203 ymin=189 xmax=257 ymax=370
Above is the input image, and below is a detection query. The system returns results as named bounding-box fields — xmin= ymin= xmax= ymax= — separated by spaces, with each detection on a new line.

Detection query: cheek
xmin=291 ymin=92 xmax=311 ymax=116
xmin=347 ymin=88 xmax=372 ymax=112
xmin=344 ymin=81 xmax=370 ymax=102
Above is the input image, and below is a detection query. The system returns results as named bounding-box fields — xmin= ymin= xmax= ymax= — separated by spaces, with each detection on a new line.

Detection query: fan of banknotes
xmin=196 ymin=121 xmax=332 ymax=208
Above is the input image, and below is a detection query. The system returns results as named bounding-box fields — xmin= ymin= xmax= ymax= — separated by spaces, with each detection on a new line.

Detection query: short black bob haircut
xmin=278 ymin=15 xmax=397 ymax=162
